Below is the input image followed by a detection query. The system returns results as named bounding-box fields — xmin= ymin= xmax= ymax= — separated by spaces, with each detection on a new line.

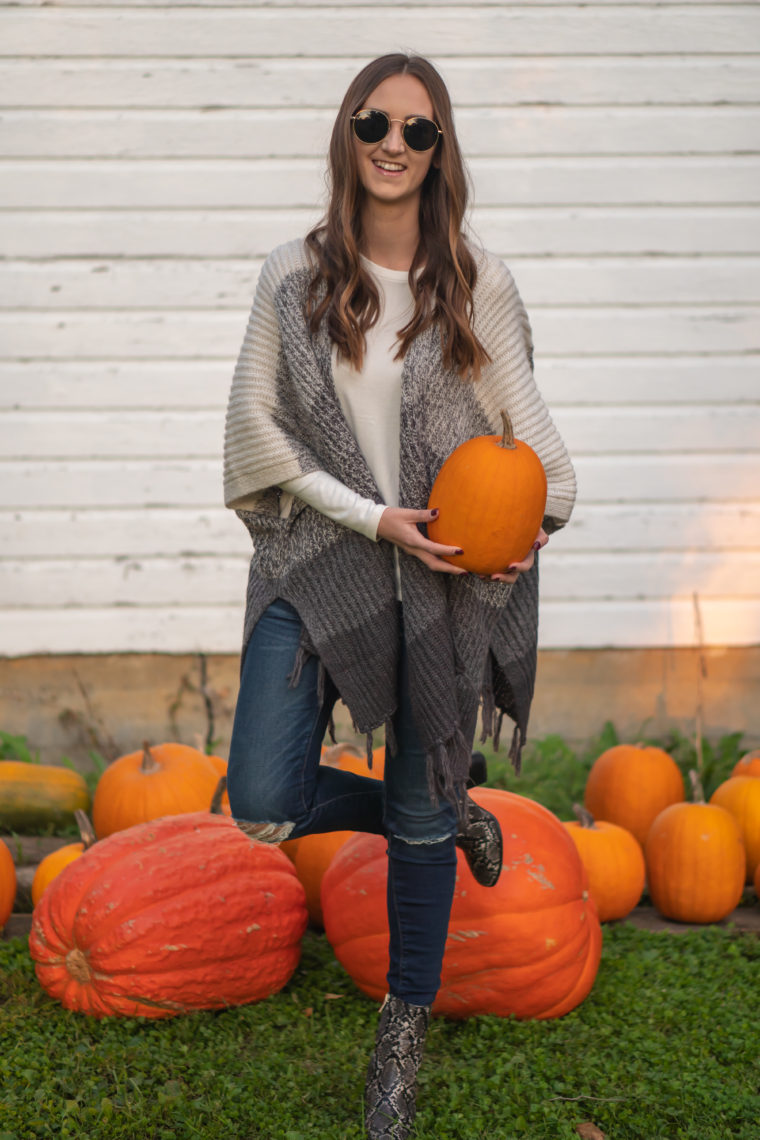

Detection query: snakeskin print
xmin=456 ymin=799 xmax=503 ymax=887
xmin=365 ymin=994 xmax=431 ymax=1139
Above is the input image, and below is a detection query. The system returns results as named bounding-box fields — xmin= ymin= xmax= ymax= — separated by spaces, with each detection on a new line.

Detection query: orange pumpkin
xmin=731 ymin=749 xmax=760 ymax=780
xmin=754 ymin=859 xmax=760 ymax=900
xmin=280 ymin=742 xmax=385 ymax=923
xmin=562 ymin=804 xmax=645 ymax=922
xmin=31 ymin=810 xmax=96 ymax=906
xmin=92 ymin=742 xmax=223 ymax=838
xmin=709 ymin=775 xmax=760 ymax=882
xmin=291 ymin=831 xmax=354 ymax=926
xmin=322 ymin=741 xmax=386 ymax=781
xmin=426 ymin=410 xmax=547 ymax=575
xmin=645 ymin=772 xmax=745 ymax=923
xmin=584 ymin=743 xmax=684 ymax=848
xmin=29 ymin=811 xmax=308 ymax=1018
xmin=0 ymin=839 xmax=16 ymax=929
xmin=322 ymin=787 xmax=602 ymax=1020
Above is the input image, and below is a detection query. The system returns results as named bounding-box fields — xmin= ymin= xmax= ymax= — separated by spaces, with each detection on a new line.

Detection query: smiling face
xmin=352 ymin=73 xmax=439 ymax=213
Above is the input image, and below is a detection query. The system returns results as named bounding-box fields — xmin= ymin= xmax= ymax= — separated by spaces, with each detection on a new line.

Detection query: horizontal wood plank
xmin=5 ymin=353 xmax=758 ymax=414
xmin=1 ymin=208 xmax=756 ymax=257
xmin=1 ymin=454 xmax=758 ymax=510
xmin=3 ymin=7 xmax=758 ymax=58
xmin=2 ymin=598 xmax=758 ymax=655
xmin=1 ymin=56 xmax=758 ymax=108
xmin=1 ymin=405 xmax=758 ymax=459
xmin=2 ymin=257 xmax=760 ymax=311
xmin=5 ymin=502 xmax=760 ymax=559
xmin=1 ymin=306 xmax=758 ymax=358
xmin=2 ymin=158 xmax=757 ymax=209
xmin=3 ymin=551 xmax=759 ymax=607
xmin=2 ymin=355 xmax=757 ymax=410
xmin=3 ymin=108 xmax=759 ymax=158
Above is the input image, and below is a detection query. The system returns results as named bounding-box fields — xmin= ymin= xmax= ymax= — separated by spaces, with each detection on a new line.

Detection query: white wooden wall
xmin=1 ymin=1 xmax=759 ymax=655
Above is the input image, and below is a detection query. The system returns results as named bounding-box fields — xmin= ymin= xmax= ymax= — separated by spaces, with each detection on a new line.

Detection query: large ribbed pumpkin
xmin=584 ymin=744 xmax=684 ymax=848
xmin=0 ymin=761 xmax=90 ymax=831
xmin=709 ymin=775 xmax=760 ymax=882
xmin=562 ymin=805 xmax=645 ymax=922
xmin=645 ymin=773 xmax=745 ymax=924
xmin=92 ymin=742 xmax=223 ymax=838
xmin=29 ymin=812 xmax=307 ymax=1018
xmin=0 ymin=839 xmax=16 ymax=929
xmin=322 ymin=788 xmax=602 ymax=1020
xmin=426 ymin=410 xmax=547 ymax=575
xmin=731 ymin=749 xmax=760 ymax=780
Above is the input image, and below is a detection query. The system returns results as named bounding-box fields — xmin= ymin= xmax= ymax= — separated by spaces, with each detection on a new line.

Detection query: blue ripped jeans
xmin=226 ymin=597 xmax=461 ymax=1006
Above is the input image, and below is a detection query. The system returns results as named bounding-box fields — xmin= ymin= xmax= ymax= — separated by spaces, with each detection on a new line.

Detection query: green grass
xmin=1 ymin=923 xmax=759 ymax=1140
xmin=2 ymin=725 xmax=759 ymax=1137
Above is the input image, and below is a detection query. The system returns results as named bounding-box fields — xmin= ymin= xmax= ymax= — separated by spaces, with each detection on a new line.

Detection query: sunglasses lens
xmin=353 ymin=109 xmax=389 ymax=144
xmin=403 ymin=117 xmax=439 ymax=152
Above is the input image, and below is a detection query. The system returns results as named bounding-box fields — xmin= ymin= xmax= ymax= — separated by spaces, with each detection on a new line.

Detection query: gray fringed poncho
xmin=223 ymin=238 xmax=576 ymax=819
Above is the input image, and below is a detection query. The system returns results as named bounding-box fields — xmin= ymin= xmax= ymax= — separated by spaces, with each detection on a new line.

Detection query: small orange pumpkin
xmin=709 ymin=775 xmax=760 ymax=882
xmin=584 ymin=743 xmax=684 ymax=848
xmin=92 ymin=742 xmax=223 ymax=838
xmin=645 ymin=771 xmax=745 ymax=924
xmin=31 ymin=810 xmax=96 ymax=905
xmin=562 ymin=804 xmax=645 ymax=922
xmin=0 ymin=839 xmax=16 ymax=929
xmin=426 ymin=409 xmax=547 ymax=575
xmin=731 ymin=749 xmax=760 ymax=780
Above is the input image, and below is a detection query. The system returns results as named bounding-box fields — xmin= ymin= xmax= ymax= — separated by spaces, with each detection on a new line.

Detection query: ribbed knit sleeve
xmin=473 ymin=253 xmax=577 ymax=531
xmin=223 ymin=240 xmax=321 ymax=511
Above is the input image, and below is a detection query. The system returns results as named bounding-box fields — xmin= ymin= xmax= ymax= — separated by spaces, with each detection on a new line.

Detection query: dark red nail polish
xmin=430 ymin=508 xmax=439 ymax=516
xmin=532 ymin=540 xmax=541 ymax=551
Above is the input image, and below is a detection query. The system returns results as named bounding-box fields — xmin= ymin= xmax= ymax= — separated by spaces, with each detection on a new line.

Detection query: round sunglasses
xmin=351 ymin=108 xmax=442 ymax=153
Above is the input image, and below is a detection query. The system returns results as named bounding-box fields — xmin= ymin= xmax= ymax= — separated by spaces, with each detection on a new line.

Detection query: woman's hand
xmin=376 ymin=507 xmax=467 ymax=575
xmin=487 ymin=528 xmax=549 ymax=584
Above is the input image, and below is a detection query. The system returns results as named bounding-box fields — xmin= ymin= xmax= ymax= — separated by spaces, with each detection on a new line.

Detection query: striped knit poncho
xmin=223 ymin=237 xmax=576 ymax=817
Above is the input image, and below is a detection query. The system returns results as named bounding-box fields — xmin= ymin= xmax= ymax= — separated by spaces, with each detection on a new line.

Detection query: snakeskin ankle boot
xmin=364 ymin=993 xmax=431 ymax=1139
xmin=456 ymin=797 xmax=503 ymax=887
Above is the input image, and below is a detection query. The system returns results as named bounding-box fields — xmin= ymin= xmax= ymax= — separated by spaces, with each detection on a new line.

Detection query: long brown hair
xmin=305 ymin=53 xmax=490 ymax=380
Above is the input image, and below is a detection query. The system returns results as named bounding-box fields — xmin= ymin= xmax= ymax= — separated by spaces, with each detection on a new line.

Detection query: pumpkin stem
xmin=140 ymin=742 xmax=161 ymax=775
xmin=321 ymin=742 xmax=364 ymax=767
xmin=74 ymin=809 xmax=96 ymax=849
xmin=572 ymin=803 xmax=596 ymax=829
xmin=210 ymin=776 xmax=227 ymax=815
xmin=497 ymin=409 xmax=517 ymax=450
xmin=688 ymin=768 xmax=705 ymax=804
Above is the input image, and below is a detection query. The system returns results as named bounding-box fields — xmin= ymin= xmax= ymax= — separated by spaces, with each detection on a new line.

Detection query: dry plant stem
xmin=210 ymin=776 xmax=227 ymax=814
xmin=498 ymin=409 xmax=517 ymax=450
xmin=692 ymin=592 xmax=706 ymax=775
xmin=198 ymin=654 xmax=216 ymax=754
xmin=572 ymin=803 xmax=597 ymax=829
xmin=688 ymin=768 xmax=705 ymax=804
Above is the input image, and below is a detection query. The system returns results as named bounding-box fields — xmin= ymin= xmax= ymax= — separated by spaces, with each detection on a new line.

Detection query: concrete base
xmin=0 ymin=646 xmax=758 ymax=770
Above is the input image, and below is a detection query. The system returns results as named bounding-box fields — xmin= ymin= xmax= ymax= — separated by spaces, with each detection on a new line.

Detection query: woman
xmin=223 ymin=53 xmax=576 ymax=1139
